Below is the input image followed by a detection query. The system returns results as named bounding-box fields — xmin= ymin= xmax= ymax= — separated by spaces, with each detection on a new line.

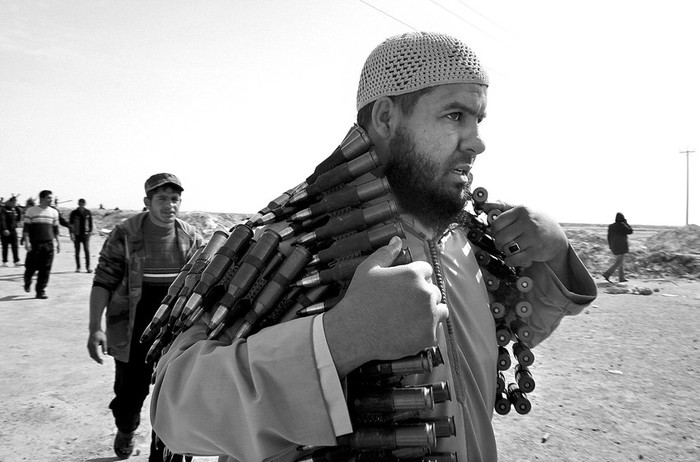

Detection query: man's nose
xmin=458 ymin=127 xmax=485 ymax=155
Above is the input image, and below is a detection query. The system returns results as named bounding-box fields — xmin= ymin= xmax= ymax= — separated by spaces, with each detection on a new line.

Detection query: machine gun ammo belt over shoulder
xmin=143 ymin=124 xmax=538 ymax=460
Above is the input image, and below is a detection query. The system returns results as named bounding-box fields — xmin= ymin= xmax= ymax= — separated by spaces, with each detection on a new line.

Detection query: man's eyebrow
xmin=442 ymin=101 xmax=487 ymax=119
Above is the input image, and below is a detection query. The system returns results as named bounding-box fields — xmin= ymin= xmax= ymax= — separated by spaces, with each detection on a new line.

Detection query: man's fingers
xmin=88 ymin=345 xmax=103 ymax=364
xmin=480 ymin=201 xmax=513 ymax=214
xmin=362 ymin=235 xmax=404 ymax=269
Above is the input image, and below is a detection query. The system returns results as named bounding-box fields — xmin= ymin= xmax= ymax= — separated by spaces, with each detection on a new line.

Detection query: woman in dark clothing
xmin=603 ymin=212 xmax=634 ymax=282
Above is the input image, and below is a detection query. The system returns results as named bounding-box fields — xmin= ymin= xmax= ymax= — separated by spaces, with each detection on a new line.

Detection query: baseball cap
xmin=144 ymin=173 xmax=184 ymax=194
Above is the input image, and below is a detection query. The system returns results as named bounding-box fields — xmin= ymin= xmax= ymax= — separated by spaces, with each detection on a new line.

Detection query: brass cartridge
xmin=207 ymin=230 xmax=281 ymax=335
xmin=507 ymin=383 xmax=531 ymax=415
xmin=515 ymin=364 xmax=536 ymax=393
xmin=337 ymin=423 xmax=437 ymax=450
xmin=291 ymin=150 xmax=381 ymax=204
xmin=291 ymin=177 xmax=391 ymax=222
xmin=512 ymin=341 xmax=535 ymax=367
xmin=352 ymin=387 xmax=434 ymax=414
xmin=296 ymin=200 xmax=399 ymax=246
xmin=310 ymin=222 xmax=405 ymax=266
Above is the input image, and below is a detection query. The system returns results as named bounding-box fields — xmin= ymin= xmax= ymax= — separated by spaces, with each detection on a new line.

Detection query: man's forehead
xmin=419 ymin=83 xmax=487 ymax=111
xmin=432 ymin=83 xmax=486 ymax=100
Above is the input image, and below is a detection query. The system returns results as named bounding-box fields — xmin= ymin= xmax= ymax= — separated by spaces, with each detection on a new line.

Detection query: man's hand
xmin=87 ymin=330 xmax=108 ymax=364
xmin=324 ymin=236 xmax=448 ymax=377
xmin=2 ymin=230 xmax=9 ymax=237
xmin=481 ymin=202 xmax=571 ymax=283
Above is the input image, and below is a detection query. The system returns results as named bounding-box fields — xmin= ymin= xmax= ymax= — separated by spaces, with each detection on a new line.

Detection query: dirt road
xmin=1 ymin=232 xmax=698 ymax=461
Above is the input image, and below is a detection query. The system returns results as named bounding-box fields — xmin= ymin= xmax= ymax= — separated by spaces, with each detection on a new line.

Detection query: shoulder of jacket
xmin=175 ymin=217 xmax=200 ymax=238
xmin=118 ymin=213 xmax=148 ymax=235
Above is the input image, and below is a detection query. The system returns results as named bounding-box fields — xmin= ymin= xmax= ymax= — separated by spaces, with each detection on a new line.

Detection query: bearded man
xmin=150 ymin=32 xmax=596 ymax=462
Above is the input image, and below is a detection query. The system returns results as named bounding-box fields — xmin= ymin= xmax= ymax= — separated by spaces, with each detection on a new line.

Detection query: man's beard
xmin=385 ymin=126 xmax=471 ymax=231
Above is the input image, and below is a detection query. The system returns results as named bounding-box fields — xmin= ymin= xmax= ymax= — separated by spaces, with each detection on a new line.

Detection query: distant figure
xmin=1 ymin=196 xmax=23 ymax=267
xmin=603 ymin=212 xmax=634 ymax=283
xmin=86 ymin=173 xmax=202 ymax=461
xmin=22 ymin=190 xmax=61 ymax=299
xmin=69 ymin=198 xmax=93 ymax=273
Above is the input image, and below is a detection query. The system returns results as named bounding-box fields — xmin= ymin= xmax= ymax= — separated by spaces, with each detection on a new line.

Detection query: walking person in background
xmin=1 ymin=195 xmax=23 ymax=267
xmin=69 ymin=198 xmax=93 ymax=273
xmin=603 ymin=212 xmax=634 ymax=283
xmin=23 ymin=190 xmax=60 ymax=299
xmin=86 ymin=173 xmax=202 ymax=461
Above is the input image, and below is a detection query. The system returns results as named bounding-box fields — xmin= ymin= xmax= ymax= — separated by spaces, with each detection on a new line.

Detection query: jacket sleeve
xmin=92 ymin=226 xmax=127 ymax=292
xmin=521 ymin=244 xmax=597 ymax=347
xmin=150 ymin=315 xmax=342 ymax=461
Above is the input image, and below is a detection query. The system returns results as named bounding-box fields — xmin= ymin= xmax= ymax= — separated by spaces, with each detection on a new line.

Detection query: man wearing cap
xmin=151 ymin=33 xmax=596 ymax=462
xmin=87 ymin=173 xmax=202 ymax=461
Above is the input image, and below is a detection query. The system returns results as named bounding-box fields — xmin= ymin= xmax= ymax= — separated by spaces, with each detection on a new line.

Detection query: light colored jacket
xmin=151 ymin=214 xmax=596 ymax=462
xmin=93 ymin=212 xmax=202 ymax=362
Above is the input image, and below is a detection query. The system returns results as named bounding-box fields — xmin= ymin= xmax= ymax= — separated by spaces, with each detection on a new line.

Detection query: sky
xmin=1 ymin=0 xmax=699 ymax=226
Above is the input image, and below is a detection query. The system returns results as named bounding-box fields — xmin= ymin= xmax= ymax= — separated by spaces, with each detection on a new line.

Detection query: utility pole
xmin=680 ymin=149 xmax=694 ymax=225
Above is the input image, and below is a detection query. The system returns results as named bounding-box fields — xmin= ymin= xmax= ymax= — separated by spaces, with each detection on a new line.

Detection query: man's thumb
xmin=363 ymin=235 xmax=404 ymax=269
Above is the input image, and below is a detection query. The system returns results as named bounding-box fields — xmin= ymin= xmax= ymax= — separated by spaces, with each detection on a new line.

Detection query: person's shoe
xmin=14 ymin=262 xmax=22 ymax=267
xmin=619 ymin=278 xmax=628 ymax=282
xmin=114 ymin=430 xmax=135 ymax=459
xmin=36 ymin=292 xmax=48 ymax=299
xmin=602 ymin=273 xmax=611 ymax=283
xmin=24 ymin=282 xmax=30 ymax=293
xmin=1 ymin=263 xmax=7 ymax=267
xmin=86 ymin=268 xmax=93 ymax=273
xmin=75 ymin=268 xmax=81 ymax=273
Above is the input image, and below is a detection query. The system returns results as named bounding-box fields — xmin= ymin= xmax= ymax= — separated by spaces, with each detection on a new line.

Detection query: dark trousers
xmin=73 ymin=235 xmax=91 ymax=269
xmin=604 ymin=253 xmax=626 ymax=281
xmin=1 ymin=230 xmax=20 ymax=263
xmin=24 ymin=241 xmax=54 ymax=294
xmin=109 ymin=285 xmax=184 ymax=462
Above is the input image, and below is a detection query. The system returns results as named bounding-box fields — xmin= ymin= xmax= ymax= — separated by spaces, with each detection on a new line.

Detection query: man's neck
xmin=147 ymin=213 xmax=176 ymax=229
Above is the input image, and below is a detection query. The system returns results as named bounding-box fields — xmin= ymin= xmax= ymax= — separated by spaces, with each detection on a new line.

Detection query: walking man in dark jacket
xmin=1 ymin=196 xmax=23 ymax=267
xmin=603 ymin=212 xmax=634 ymax=282
xmin=69 ymin=198 xmax=93 ymax=273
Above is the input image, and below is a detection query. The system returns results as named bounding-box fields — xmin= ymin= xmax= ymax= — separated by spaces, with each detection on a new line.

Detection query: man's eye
xmin=446 ymin=113 xmax=462 ymax=121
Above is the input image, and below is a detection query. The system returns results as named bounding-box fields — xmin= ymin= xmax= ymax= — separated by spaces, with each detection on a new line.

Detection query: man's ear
xmin=143 ymin=197 xmax=150 ymax=210
xmin=370 ymin=96 xmax=400 ymax=142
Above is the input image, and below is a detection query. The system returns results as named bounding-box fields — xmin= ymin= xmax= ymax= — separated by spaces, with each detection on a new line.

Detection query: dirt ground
xmin=1 ymin=223 xmax=698 ymax=462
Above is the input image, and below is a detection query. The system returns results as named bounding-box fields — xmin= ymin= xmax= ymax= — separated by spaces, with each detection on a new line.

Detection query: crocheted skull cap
xmin=356 ymin=32 xmax=489 ymax=111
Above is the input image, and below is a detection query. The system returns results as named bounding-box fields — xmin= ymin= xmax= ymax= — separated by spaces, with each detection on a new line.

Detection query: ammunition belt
xmin=142 ymin=124 xmax=536 ymax=460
